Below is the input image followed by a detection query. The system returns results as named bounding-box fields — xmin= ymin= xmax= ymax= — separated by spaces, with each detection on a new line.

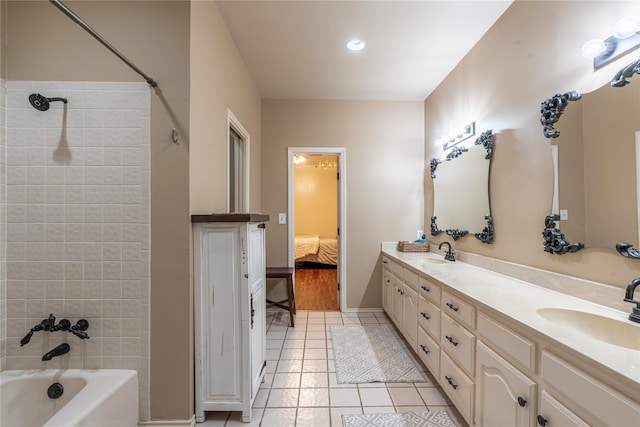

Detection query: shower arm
xmin=49 ymin=0 xmax=158 ymax=88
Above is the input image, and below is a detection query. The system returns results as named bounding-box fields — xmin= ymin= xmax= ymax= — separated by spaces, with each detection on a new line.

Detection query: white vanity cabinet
xmin=379 ymin=250 xmax=640 ymax=427
xmin=193 ymin=214 xmax=269 ymax=423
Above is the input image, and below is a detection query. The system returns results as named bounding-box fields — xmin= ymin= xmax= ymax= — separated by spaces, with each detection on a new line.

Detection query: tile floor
xmin=202 ymin=310 xmax=467 ymax=427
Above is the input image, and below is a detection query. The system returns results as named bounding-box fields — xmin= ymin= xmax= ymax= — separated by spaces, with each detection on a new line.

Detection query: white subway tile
xmin=84 ymin=147 xmax=103 ymax=166
xmin=25 ymin=262 xmax=46 ymax=280
xmin=64 ymin=262 xmax=83 ymax=280
xmin=103 ymin=281 xmax=122 ymax=299
xmin=45 ymin=243 xmax=64 ymax=261
xmin=7 ymin=147 xmax=26 ymax=166
xmin=45 ymin=299 xmax=64 ymax=315
xmin=83 ymin=243 xmax=102 ymax=261
xmin=25 ymin=223 xmax=45 ymax=242
xmin=83 ymin=223 xmax=102 ymax=242
xmin=24 ymin=281 xmax=45 ymax=299
xmin=7 ymin=128 xmax=27 ymax=147
xmin=26 ymin=242 xmax=46 ymax=261
xmin=64 ymin=281 xmax=83 ymax=298
xmin=103 ymin=262 xmax=122 ymax=280
xmin=82 ymin=205 xmax=102 ymax=223
xmin=103 ymin=205 xmax=122 ymax=223
xmin=64 ymin=224 xmax=83 ymax=242
xmin=84 ymin=262 xmax=102 ymax=280
xmin=7 ymin=204 xmax=26 ymax=223
xmin=7 ymin=166 xmax=26 ymax=185
xmin=46 ymin=280 xmax=64 ymax=298
xmin=25 ymin=110 xmax=47 ymax=129
xmin=6 ymin=243 xmax=26 ymax=261
xmin=26 ymin=167 xmax=45 ymax=185
xmin=45 ymin=224 xmax=64 ymax=242
xmin=44 ymin=185 xmax=64 ymax=204
xmin=103 ymin=148 xmax=122 ymax=166
xmin=84 ymin=128 xmax=104 ymax=146
xmin=65 ymin=205 xmax=83 ymax=223
xmin=103 ymin=243 xmax=122 ymax=261
xmin=103 ymin=129 xmax=122 ymax=147
xmin=64 ymin=243 xmax=84 ymax=261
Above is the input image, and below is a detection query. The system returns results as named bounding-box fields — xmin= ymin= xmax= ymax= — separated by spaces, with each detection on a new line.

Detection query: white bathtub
xmin=0 ymin=369 xmax=138 ymax=427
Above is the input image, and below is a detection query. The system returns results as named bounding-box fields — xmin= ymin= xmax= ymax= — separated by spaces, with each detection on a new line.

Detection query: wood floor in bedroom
xmin=294 ymin=269 xmax=339 ymax=311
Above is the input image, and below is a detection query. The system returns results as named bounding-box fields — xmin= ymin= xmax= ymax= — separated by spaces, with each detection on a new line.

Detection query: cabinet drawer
xmin=382 ymin=256 xmax=402 ymax=277
xmin=539 ymin=390 xmax=589 ymax=427
xmin=418 ymin=326 xmax=440 ymax=377
xmin=441 ymin=313 xmax=475 ymax=375
xmin=541 ymin=351 xmax=640 ymax=426
xmin=477 ymin=312 xmax=535 ymax=373
xmin=402 ymin=267 xmax=419 ymax=290
xmin=418 ymin=296 xmax=440 ymax=340
xmin=442 ymin=291 xmax=475 ymax=330
xmin=419 ymin=276 xmax=441 ymax=305
xmin=440 ymin=351 xmax=474 ymax=425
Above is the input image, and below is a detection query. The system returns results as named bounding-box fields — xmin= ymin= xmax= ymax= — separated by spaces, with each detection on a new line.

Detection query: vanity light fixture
xmin=582 ymin=15 xmax=640 ymax=69
xmin=346 ymin=39 xmax=366 ymax=52
xmin=438 ymin=122 xmax=476 ymax=150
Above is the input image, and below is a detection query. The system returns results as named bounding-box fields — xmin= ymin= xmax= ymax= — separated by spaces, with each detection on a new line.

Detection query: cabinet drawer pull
xmin=400 ymin=290 xmax=404 ymax=295
xmin=386 ymin=279 xmax=390 ymax=283
xmin=445 ymin=302 xmax=459 ymax=312
xmin=250 ymin=294 xmax=255 ymax=329
xmin=383 ymin=260 xmax=388 ymax=264
xmin=445 ymin=335 xmax=459 ymax=346
xmin=444 ymin=375 xmax=458 ymax=390
xmin=420 ymin=344 xmax=429 ymax=354
xmin=420 ymin=312 xmax=430 ymax=320
xmin=537 ymin=415 xmax=547 ymax=426
xmin=421 ymin=285 xmax=430 ymax=292
xmin=517 ymin=396 xmax=527 ymax=407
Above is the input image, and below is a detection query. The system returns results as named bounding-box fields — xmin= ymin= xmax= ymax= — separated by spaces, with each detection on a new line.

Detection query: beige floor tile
xmin=280 ymin=348 xmax=304 ymax=359
xmin=282 ymin=339 xmax=305 ymax=349
xmin=301 ymin=372 xmax=329 ymax=388
xmin=260 ymin=408 xmax=297 ymax=426
xmin=302 ymin=359 xmax=328 ymax=373
xmin=417 ymin=386 xmax=451 ymax=406
xmin=389 ymin=387 xmax=425 ymax=406
xmin=362 ymin=406 xmax=394 ymax=414
xmin=357 ymin=382 xmax=386 ymax=388
xmin=266 ymin=331 xmax=287 ymax=340
xmin=266 ymin=349 xmax=281 ymax=361
xmin=306 ymin=331 xmax=326 ymax=340
xmin=359 ymin=318 xmax=380 ymax=324
xmin=308 ymin=311 xmax=324 ymax=318
xmin=328 ymin=372 xmax=352 ymax=388
xmin=304 ymin=348 xmax=328 ymax=359
xmin=201 ymin=411 xmax=228 ymax=426
xmin=296 ymin=407 xmax=331 ymax=427
xmin=386 ymin=382 xmax=417 ymax=388
xmin=225 ymin=409 xmax=264 ymax=426
xmin=359 ymin=388 xmax=393 ymax=406
xmin=276 ymin=359 xmax=303 ymax=373
xmin=329 ymin=388 xmax=361 ymax=407
xmin=266 ymin=388 xmax=299 ymax=408
xmin=271 ymin=372 xmax=301 ymax=388
xmin=395 ymin=405 xmax=428 ymax=413
xmin=266 ymin=339 xmax=284 ymax=349
xmin=305 ymin=339 xmax=327 ymax=349
xmin=298 ymin=388 xmax=330 ymax=407
xmin=260 ymin=373 xmax=274 ymax=389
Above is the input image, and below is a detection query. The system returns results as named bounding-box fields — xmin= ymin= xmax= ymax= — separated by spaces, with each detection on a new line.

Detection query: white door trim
xmin=287 ymin=147 xmax=347 ymax=311
xmin=227 ymin=109 xmax=250 ymax=212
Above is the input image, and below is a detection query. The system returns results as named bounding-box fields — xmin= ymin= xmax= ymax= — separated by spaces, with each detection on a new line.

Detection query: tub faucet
xmin=624 ymin=278 xmax=640 ymax=324
xmin=438 ymin=241 xmax=455 ymax=262
xmin=42 ymin=343 xmax=70 ymax=361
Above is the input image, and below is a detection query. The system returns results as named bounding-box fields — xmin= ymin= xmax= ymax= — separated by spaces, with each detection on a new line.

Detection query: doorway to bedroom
xmin=288 ymin=148 xmax=346 ymax=311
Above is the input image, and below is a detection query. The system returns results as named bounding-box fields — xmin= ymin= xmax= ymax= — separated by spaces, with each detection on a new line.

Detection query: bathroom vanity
xmin=381 ymin=246 xmax=640 ymax=427
xmin=193 ymin=214 xmax=269 ymax=423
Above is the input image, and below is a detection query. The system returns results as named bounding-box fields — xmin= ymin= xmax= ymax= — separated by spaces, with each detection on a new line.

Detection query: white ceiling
xmin=216 ymin=0 xmax=514 ymax=101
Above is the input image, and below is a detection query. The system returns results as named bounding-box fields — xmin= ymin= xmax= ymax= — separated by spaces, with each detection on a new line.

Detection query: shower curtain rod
xmin=49 ymin=0 xmax=158 ymax=88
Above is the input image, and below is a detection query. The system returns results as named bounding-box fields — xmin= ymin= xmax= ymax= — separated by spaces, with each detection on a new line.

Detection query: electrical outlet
xmin=560 ymin=209 xmax=568 ymax=220
xmin=278 ymin=213 xmax=286 ymax=225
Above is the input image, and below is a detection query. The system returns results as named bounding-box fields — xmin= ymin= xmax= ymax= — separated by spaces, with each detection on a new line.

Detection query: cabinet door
xmin=402 ymin=284 xmax=418 ymax=351
xmin=476 ymin=341 xmax=536 ymax=427
xmin=382 ymin=269 xmax=392 ymax=313
xmin=391 ymin=275 xmax=403 ymax=327
xmin=250 ymin=284 xmax=266 ymax=399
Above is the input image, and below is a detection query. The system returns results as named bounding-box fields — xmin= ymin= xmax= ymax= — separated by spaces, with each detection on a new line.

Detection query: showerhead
xmin=28 ymin=93 xmax=68 ymax=111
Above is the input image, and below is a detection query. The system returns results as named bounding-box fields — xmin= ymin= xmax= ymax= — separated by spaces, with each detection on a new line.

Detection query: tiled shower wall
xmin=3 ymin=81 xmax=151 ymax=418
xmin=1 ymin=78 xmax=7 ymax=372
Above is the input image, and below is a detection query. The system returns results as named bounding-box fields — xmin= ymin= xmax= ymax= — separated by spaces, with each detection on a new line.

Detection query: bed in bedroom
xmin=294 ymin=235 xmax=338 ymax=267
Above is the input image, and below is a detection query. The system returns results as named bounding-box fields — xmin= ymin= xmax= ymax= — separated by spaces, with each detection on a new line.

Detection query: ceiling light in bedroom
xmin=294 ymin=154 xmax=306 ymax=165
xmin=316 ymin=160 xmax=338 ymax=170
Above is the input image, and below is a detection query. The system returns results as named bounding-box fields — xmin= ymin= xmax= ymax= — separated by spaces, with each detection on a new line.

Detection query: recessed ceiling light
xmin=346 ymin=39 xmax=365 ymax=52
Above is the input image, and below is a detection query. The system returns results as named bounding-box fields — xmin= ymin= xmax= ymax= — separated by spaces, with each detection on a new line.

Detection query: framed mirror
xmin=540 ymin=58 xmax=640 ymax=258
xmin=430 ymin=130 xmax=494 ymax=243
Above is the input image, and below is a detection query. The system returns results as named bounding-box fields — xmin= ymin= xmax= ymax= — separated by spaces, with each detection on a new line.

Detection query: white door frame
xmin=227 ymin=109 xmax=250 ymax=212
xmin=287 ymin=147 xmax=347 ymax=311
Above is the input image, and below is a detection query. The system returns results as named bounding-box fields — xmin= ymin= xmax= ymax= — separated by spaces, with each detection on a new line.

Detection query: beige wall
xmin=294 ymin=157 xmax=338 ymax=238
xmin=190 ymin=1 xmax=261 ymax=214
xmin=262 ymin=100 xmax=424 ymax=309
xmin=424 ymin=0 xmax=640 ymax=288
xmin=5 ymin=0 xmax=191 ymax=421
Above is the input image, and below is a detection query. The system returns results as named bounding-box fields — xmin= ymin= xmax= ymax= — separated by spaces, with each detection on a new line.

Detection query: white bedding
xmin=294 ymin=235 xmax=320 ymax=259
xmin=295 ymin=236 xmax=338 ymax=265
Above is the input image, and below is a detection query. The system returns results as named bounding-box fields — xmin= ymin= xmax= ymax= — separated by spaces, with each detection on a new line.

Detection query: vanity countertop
xmin=381 ymin=247 xmax=640 ymax=390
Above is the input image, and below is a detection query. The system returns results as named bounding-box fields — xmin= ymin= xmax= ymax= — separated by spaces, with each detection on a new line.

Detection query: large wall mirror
xmin=541 ymin=59 xmax=640 ymax=258
xmin=430 ymin=130 xmax=494 ymax=243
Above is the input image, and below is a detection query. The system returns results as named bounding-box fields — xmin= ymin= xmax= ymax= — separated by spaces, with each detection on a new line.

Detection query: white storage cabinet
xmin=193 ymin=214 xmax=269 ymax=423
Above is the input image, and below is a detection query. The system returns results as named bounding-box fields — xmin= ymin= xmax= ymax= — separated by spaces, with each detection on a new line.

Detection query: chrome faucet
xmin=438 ymin=241 xmax=455 ymax=262
xmin=624 ymin=278 xmax=640 ymax=324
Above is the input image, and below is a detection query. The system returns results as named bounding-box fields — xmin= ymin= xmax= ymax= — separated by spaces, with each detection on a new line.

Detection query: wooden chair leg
xmin=287 ymin=275 xmax=295 ymax=327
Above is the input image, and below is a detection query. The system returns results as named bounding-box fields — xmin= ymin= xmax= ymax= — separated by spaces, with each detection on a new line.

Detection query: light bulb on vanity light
xmin=612 ymin=15 xmax=640 ymax=39
xmin=581 ymin=38 xmax=607 ymax=58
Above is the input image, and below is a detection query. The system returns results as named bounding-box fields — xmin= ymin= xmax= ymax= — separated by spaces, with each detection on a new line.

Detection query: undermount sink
xmin=537 ymin=308 xmax=640 ymax=351
xmin=409 ymin=258 xmax=447 ymax=267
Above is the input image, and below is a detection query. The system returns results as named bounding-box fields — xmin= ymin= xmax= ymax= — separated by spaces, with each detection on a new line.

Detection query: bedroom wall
xmin=294 ymin=155 xmax=338 ymax=238
xmin=262 ymin=100 xmax=424 ymax=309
xmin=424 ymin=0 xmax=639 ymax=289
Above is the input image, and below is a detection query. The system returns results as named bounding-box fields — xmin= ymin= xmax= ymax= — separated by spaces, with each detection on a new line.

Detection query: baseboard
xmin=341 ymin=307 xmax=384 ymax=313
xmin=138 ymin=415 xmax=195 ymax=427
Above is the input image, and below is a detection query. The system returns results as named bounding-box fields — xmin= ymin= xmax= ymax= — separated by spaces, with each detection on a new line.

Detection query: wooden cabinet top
xmin=191 ymin=213 xmax=270 ymax=223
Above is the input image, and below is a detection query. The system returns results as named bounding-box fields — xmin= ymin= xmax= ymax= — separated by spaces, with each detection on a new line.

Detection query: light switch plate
xmin=278 ymin=213 xmax=286 ymax=224
xmin=560 ymin=209 xmax=568 ymax=220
